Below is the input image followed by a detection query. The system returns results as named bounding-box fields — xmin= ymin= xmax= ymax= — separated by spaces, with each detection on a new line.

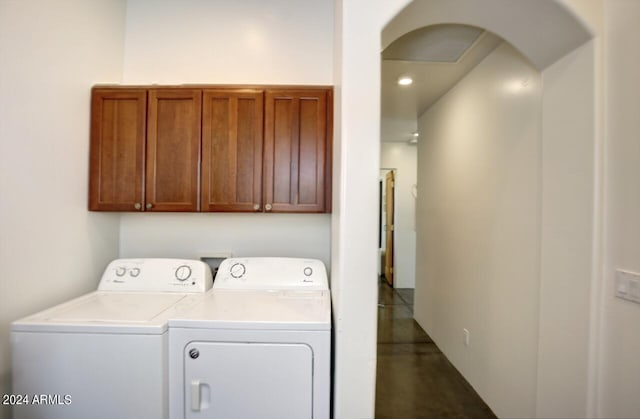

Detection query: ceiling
xmin=381 ymin=25 xmax=502 ymax=143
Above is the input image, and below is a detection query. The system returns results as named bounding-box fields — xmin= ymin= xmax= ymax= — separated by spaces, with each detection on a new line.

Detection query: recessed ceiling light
xmin=412 ymin=132 xmax=419 ymax=137
xmin=408 ymin=138 xmax=418 ymax=144
xmin=397 ymin=76 xmax=413 ymax=86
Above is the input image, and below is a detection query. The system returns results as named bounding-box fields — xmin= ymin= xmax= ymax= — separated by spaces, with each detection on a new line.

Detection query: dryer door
xmin=184 ymin=341 xmax=313 ymax=419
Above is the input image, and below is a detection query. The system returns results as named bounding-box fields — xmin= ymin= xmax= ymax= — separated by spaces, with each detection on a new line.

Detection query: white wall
xmin=415 ymin=42 xmax=542 ymax=418
xmin=118 ymin=0 xmax=334 ymax=265
xmin=331 ymin=1 xmax=414 ymax=417
xmin=536 ymin=40 xmax=597 ymax=419
xmin=0 ymin=1 xmax=126 ymax=418
xmin=120 ymin=213 xmax=330 ymax=267
xmin=599 ymin=2 xmax=640 ymax=417
xmin=381 ymin=142 xmax=417 ymax=288
xmin=333 ymin=0 xmax=596 ymax=417
xmin=123 ymin=0 xmax=332 ymax=85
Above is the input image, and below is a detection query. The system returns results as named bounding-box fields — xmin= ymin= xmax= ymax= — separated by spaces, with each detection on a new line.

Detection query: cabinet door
xmin=264 ymin=89 xmax=332 ymax=213
xmin=201 ymin=90 xmax=263 ymax=212
xmin=89 ymin=88 xmax=146 ymax=211
xmin=146 ymin=89 xmax=202 ymax=212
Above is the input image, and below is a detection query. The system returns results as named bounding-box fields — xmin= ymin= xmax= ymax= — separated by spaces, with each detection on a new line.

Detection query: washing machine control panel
xmin=214 ymin=257 xmax=328 ymax=290
xmin=98 ymin=259 xmax=213 ymax=292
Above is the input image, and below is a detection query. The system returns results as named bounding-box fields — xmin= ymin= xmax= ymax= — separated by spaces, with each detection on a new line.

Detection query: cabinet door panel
xmin=265 ymin=89 xmax=330 ymax=213
xmin=299 ymin=98 xmax=325 ymax=205
xmin=146 ymin=89 xmax=201 ymax=212
xmin=201 ymin=90 xmax=263 ymax=212
xmin=272 ymin=97 xmax=294 ymax=205
xmin=89 ymin=89 xmax=146 ymax=211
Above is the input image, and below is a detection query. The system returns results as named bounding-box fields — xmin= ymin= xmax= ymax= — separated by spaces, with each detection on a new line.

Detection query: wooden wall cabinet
xmin=146 ymin=89 xmax=202 ymax=212
xmin=264 ymin=89 xmax=332 ymax=213
xmin=89 ymin=85 xmax=332 ymax=213
xmin=89 ymin=88 xmax=146 ymax=211
xmin=89 ymin=88 xmax=201 ymax=212
xmin=201 ymin=89 xmax=264 ymax=212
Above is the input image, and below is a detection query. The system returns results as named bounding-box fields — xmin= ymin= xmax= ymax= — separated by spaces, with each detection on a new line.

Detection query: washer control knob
xmin=129 ymin=267 xmax=141 ymax=277
xmin=304 ymin=267 xmax=313 ymax=277
xmin=230 ymin=263 xmax=246 ymax=279
xmin=175 ymin=265 xmax=192 ymax=281
xmin=189 ymin=348 xmax=199 ymax=359
xmin=115 ymin=266 xmax=126 ymax=277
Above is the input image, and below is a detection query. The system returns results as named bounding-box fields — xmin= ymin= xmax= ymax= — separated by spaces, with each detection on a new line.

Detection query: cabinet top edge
xmin=92 ymin=84 xmax=334 ymax=91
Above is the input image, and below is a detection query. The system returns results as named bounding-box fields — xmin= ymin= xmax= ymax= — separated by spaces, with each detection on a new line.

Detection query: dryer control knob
xmin=115 ymin=266 xmax=126 ymax=277
xmin=230 ymin=263 xmax=246 ymax=279
xmin=175 ymin=265 xmax=192 ymax=281
xmin=304 ymin=267 xmax=313 ymax=276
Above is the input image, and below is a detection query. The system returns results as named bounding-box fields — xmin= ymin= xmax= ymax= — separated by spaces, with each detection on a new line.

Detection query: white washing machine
xmin=168 ymin=257 xmax=331 ymax=419
xmin=11 ymin=258 xmax=213 ymax=419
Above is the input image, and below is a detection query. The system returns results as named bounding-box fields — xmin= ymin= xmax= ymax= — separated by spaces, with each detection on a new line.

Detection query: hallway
xmin=375 ymin=280 xmax=496 ymax=418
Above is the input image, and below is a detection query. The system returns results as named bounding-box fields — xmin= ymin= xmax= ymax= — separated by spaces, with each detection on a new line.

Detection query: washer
xmin=169 ymin=257 xmax=331 ymax=419
xmin=11 ymin=258 xmax=213 ymax=419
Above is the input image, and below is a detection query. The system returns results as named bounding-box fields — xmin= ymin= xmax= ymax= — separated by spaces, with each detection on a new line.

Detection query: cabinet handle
xmin=146 ymin=203 xmax=153 ymax=210
xmin=253 ymin=204 xmax=260 ymax=211
xmin=265 ymin=203 xmax=272 ymax=211
xmin=134 ymin=203 xmax=141 ymax=210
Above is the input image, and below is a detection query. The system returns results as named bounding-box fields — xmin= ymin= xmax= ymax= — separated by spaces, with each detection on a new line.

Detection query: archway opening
xmin=367 ymin=1 xmax=597 ymax=417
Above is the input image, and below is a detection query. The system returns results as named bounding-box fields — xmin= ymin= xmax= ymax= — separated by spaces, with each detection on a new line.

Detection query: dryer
xmin=168 ymin=257 xmax=331 ymax=419
xmin=11 ymin=258 xmax=212 ymax=419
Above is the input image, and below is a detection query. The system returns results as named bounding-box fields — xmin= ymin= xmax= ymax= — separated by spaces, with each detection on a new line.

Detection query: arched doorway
xmin=331 ymin=1 xmax=600 ymax=418
xmin=379 ymin=23 xmax=543 ymax=418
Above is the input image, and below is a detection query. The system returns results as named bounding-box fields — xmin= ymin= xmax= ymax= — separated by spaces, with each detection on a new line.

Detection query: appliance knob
xmin=230 ymin=263 xmax=246 ymax=279
xmin=116 ymin=266 xmax=126 ymax=277
xmin=175 ymin=265 xmax=192 ymax=281
xmin=304 ymin=267 xmax=313 ymax=277
xmin=129 ymin=267 xmax=141 ymax=277
xmin=189 ymin=348 xmax=200 ymax=359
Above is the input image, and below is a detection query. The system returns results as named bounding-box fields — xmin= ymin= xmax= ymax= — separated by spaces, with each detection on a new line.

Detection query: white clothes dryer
xmin=11 ymin=258 xmax=213 ymax=419
xmin=168 ymin=257 xmax=331 ymax=419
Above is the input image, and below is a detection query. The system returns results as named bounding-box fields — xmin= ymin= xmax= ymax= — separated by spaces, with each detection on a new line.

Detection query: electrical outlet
xmin=463 ymin=328 xmax=470 ymax=347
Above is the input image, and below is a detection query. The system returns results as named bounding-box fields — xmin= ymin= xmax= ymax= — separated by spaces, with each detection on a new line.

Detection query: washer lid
xmin=169 ymin=290 xmax=331 ymax=331
xmin=49 ymin=293 xmax=185 ymax=323
xmin=12 ymin=292 xmax=193 ymax=334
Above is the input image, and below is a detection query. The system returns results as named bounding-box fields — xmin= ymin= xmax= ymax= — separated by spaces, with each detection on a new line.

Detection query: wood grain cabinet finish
xmin=146 ymin=89 xmax=202 ymax=212
xmin=201 ymin=89 xmax=264 ymax=212
xmin=264 ymin=89 xmax=332 ymax=213
xmin=89 ymin=85 xmax=332 ymax=213
xmin=89 ymin=88 xmax=147 ymax=211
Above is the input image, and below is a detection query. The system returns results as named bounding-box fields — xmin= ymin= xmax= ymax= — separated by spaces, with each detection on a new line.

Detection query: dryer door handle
xmin=191 ymin=380 xmax=201 ymax=411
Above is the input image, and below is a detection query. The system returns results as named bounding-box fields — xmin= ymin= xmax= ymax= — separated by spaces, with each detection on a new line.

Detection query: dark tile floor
xmin=375 ymin=279 xmax=496 ymax=419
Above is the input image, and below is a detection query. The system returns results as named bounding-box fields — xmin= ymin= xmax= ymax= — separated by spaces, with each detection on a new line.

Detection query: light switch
xmin=615 ymin=269 xmax=640 ymax=304
xmin=628 ymin=278 xmax=640 ymax=300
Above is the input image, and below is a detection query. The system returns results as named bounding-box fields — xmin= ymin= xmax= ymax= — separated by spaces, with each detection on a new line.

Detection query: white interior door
xmin=185 ymin=341 xmax=313 ymax=419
